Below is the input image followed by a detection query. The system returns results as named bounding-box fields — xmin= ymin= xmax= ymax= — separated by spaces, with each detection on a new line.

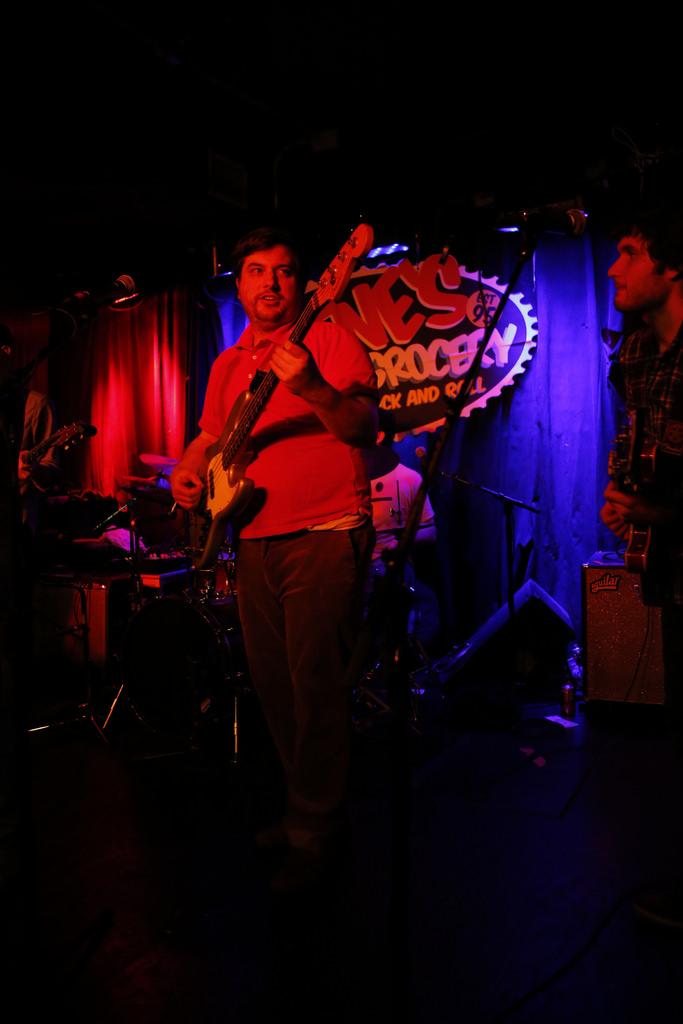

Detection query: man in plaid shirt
xmin=601 ymin=208 xmax=683 ymax=927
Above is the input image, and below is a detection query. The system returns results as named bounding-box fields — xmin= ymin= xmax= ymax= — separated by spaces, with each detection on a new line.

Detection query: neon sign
xmin=316 ymin=253 xmax=537 ymax=435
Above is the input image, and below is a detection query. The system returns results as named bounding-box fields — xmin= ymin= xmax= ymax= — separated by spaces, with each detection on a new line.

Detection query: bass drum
xmin=118 ymin=596 xmax=245 ymax=739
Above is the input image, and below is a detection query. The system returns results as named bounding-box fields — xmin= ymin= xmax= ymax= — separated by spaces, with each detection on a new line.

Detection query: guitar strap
xmin=629 ymin=327 xmax=683 ymax=492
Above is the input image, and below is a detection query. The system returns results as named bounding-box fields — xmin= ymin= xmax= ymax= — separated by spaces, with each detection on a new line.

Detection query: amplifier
xmin=33 ymin=572 xmax=131 ymax=669
xmin=582 ymin=555 xmax=665 ymax=704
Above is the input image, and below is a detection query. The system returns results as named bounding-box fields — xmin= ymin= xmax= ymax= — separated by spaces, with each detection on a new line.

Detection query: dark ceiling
xmin=3 ymin=6 xmax=682 ymax=304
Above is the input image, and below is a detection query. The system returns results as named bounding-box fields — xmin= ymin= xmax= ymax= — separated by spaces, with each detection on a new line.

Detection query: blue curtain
xmin=395 ymin=228 xmax=625 ymax=645
xmin=186 ymin=282 xmax=246 ymax=446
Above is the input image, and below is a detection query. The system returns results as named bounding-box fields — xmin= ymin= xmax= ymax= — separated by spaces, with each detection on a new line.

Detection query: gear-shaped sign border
xmin=314 ymin=256 xmax=538 ymax=436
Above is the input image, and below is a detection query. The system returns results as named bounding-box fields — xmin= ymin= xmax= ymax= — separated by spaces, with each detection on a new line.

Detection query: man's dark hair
xmin=231 ymin=227 xmax=304 ymax=280
xmin=615 ymin=206 xmax=683 ymax=280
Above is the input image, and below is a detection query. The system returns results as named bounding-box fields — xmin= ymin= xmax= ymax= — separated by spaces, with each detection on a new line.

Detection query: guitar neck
xmin=24 ymin=430 xmax=61 ymax=463
xmin=221 ymin=293 xmax=322 ymax=466
xmin=289 ymin=293 xmax=319 ymax=345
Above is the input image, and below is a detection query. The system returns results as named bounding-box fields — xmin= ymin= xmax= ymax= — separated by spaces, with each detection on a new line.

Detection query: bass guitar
xmin=195 ymin=222 xmax=374 ymax=570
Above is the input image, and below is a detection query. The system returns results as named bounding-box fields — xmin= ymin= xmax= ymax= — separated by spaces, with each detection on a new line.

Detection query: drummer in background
xmin=363 ymin=409 xmax=440 ymax=648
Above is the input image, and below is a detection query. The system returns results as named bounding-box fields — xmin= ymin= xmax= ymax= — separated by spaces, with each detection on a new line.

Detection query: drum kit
xmin=118 ymin=453 xmax=178 ymax=507
xmin=100 ymin=452 xmax=250 ymax=759
xmin=96 ymin=448 xmax=433 ymax=756
xmin=116 ymin=584 xmax=247 ymax=758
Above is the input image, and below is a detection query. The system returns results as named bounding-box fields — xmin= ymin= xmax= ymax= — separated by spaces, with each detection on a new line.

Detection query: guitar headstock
xmin=22 ymin=419 xmax=98 ymax=465
xmin=58 ymin=421 xmax=97 ymax=450
xmin=313 ymin=224 xmax=374 ymax=308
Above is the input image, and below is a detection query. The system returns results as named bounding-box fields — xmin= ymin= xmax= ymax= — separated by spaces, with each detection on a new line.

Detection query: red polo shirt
xmin=199 ymin=320 xmax=377 ymax=538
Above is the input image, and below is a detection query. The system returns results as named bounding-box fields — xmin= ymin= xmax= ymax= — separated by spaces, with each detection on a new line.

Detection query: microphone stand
xmin=11 ymin=307 xmax=92 ymax=396
xmin=346 ymin=229 xmax=539 ymax=1018
xmin=441 ymin=472 xmax=540 ymax=623
xmin=92 ymin=499 xmax=145 ymax=733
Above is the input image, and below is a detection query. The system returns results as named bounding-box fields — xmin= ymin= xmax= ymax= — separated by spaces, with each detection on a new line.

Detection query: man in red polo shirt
xmin=171 ymin=227 xmax=378 ymax=890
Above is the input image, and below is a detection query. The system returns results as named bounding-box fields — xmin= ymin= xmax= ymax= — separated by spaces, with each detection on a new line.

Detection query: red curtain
xmin=49 ymin=288 xmax=191 ymax=502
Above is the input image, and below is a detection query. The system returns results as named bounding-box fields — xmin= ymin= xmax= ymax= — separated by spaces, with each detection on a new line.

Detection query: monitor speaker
xmin=443 ymin=579 xmax=575 ymax=691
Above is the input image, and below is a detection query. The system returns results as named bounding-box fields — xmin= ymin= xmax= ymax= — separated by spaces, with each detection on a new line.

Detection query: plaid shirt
xmin=621 ymin=324 xmax=683 ymax=445
xmin=620 ymin=322 xmax=683 ymax=603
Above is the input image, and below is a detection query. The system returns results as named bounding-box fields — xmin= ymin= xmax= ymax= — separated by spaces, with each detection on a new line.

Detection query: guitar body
xmin=624 ymin=524 xmax=651 ymax=575
xmin=197 ymin=390 xmax=257 ymax=569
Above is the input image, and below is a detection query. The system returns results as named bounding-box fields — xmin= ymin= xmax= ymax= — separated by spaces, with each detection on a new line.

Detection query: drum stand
xmin=28 ymin=577 xmax=109 ymax=743
xmin=193 ymin=566 xmax=249 ymax=767
xmin=79 ymin=499 xmax=145 ymax=739
xmin=352 ymin=600 xmax=433 ymax=742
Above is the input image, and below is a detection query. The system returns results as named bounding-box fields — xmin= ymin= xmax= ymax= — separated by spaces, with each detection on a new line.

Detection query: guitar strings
xmin=207 ymin=292 xmax=320 ymax=502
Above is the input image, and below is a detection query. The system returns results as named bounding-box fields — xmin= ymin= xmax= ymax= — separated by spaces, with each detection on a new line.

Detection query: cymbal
xmin=121 ymin=484 xmax=175 ymax=506
xmin=119 ymin=474 xmax=159 ymax=485
xmin=140 ymin=453 xmax=179 ymax=475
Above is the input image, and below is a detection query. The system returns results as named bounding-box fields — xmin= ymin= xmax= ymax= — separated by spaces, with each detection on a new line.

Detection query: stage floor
xmin=6 ymin=670 xmax=683 ymax=1024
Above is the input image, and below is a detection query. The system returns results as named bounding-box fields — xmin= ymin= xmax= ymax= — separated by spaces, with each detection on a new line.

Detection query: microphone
xmin=61 ymin=275 xmax=136 ymax=307
xmin=498 ymin=208 xmax=587 ymax=237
